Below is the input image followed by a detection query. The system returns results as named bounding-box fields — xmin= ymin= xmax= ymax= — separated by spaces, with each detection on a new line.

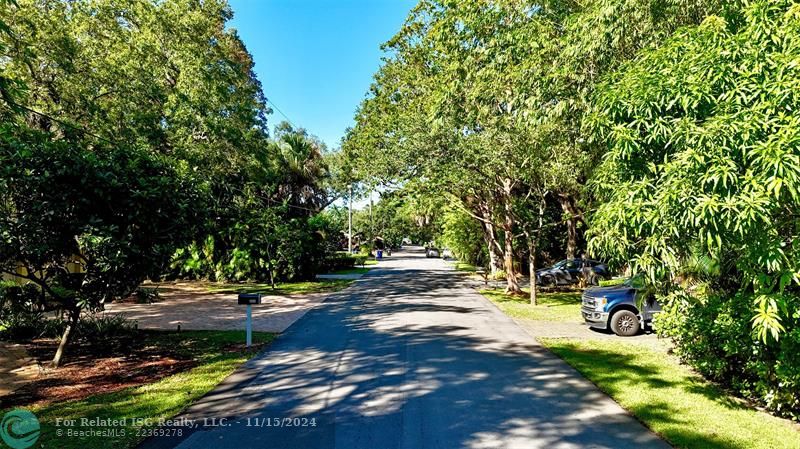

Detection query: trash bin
xmin=376 ymin=249 xmax=383 ymax=260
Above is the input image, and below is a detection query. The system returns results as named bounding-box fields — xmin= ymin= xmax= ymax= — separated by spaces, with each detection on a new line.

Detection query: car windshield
xmin=552 ymin=260 xmax=567 ymax=268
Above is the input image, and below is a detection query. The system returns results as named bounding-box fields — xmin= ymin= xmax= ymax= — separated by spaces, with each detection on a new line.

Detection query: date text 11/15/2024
xmin=54 ymin=416 xmax=318 ymax=430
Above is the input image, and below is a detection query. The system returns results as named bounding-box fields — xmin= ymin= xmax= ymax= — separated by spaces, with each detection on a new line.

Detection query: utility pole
xmin=369 ymin=189 xmax=374 ymax=243
xmin=348 ymin=184 xmax=353 ymax=253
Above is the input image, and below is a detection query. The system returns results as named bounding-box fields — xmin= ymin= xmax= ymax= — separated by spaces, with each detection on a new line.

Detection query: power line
xmin=264 ymin=95 xmax=298 ymax=130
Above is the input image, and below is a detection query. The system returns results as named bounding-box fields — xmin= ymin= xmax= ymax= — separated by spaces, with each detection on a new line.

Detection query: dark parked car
xmin=425 ymin=247 xmax=440 ymax=258
xmin=536 ymin=259 xmax=609 ymax=286
xmin=581 ymin=279 xmax=661 ymax=336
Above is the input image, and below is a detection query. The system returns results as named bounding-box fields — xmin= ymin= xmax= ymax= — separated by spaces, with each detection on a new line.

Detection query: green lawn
xmin=481 ymin=289 xmax=582 ymax=322
xmin=206 ymin=279 xmax=352 ymax=295
xmin=453 ymin=261 xmax=477 ymax=272
xmin=28 ymin=330 xmax=276 ymax=449
xmin=329 ymin=267 xmax=370 ymax=275
xmin=540 ymin=338 xmax=800 ymax=449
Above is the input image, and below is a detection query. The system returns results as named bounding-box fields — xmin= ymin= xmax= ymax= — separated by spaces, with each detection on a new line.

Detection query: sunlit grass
xmin=481 ymin=289 xmax=582 ymax=322
xmin=453 ymin=261 xmax=477 ymax=272
xmin=206 ymin=279 xmax=353 ymax=295
xmin=29 ymin=330 xmax=276 ymax=449
xmin=540 ymin=338 xmax=800 ymax=449
xmin=328 ymin=267 xmax=370 ymax=275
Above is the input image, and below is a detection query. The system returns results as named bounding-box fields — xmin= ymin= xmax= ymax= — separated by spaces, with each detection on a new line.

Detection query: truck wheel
xmin=610 ymin=310 xmax=640 ymax=336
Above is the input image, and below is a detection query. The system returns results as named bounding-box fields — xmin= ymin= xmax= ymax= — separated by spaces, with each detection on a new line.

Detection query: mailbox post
xmin=238 ymin=293 xmax=262 ymax=347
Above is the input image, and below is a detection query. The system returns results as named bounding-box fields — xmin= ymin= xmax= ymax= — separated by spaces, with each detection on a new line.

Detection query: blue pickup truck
xmin=580 ymin=279 xmax=661 ymax=336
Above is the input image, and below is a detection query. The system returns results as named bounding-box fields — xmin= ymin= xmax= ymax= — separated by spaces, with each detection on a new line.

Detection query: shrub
xmin=319 ymin=252 xmax=369 ymax=271
xmin=0 ymin=281 xmax=48 ymax=340
xmin=321 ymin=253 xmax=357 ymax=271
xmin=0 ymin=309 xmax=46 ymax=340
xmin=599 ymin=278 xmax=626 ymax=287
xmin=440 ymin=206 xmax=485 ymax=266
xmin=135 ymin=287 xmax=160 ymax=304
xmin=76 ymin=314 xmax=138 ymax=344
xmin=491 ymin=270 xmax=507 ymax=281
xmin=656 ymin=292 xmax=800 ymax=421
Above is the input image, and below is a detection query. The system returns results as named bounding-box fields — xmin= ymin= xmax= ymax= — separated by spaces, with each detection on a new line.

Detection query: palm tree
xmin=273 ymin=131 xmax=329 ymax=214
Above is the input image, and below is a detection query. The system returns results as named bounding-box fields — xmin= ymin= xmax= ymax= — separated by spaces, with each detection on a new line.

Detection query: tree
xmin=343 ymin=0 xmax=558 ymax=294
xmin=171 ymin=122 xmax=334 ymax=282
xmin=1 ymin=0 xmax=273 ymax=261
xmin=0 ymin=127 xmax=202 ymax=366
xmin=0 ymin=0 xmax=336 ymax=365
xmin=439 ymin=203 xmax=486 ymax=267
xmin=587 ymin=0 xmax=800 ymax=340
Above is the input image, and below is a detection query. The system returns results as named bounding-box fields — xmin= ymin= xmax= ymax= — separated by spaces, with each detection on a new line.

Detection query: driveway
xmin=142 ymin=247 xmax=669 ymax=449
xmin=106 ymin=283 xmax=333 ymax=333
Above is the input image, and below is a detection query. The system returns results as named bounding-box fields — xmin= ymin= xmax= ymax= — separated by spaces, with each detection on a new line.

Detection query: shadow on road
xmin=139 ymin=250 xmax=691 ymax=449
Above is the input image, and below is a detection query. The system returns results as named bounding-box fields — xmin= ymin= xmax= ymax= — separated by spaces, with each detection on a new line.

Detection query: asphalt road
xmin=141 ymin=247 xmax=669 ymax=449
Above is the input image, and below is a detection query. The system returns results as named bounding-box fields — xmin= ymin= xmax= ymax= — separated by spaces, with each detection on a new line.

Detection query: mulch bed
xmin=0 ymin=336 xmax=195 ymax=409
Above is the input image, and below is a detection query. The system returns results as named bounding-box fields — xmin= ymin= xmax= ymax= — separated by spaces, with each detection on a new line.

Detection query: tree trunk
xmin=266 ymin=244 xmax=276 ymax=290
xmin=501 ymin=179 xmax=522 ymax=295
xmin=502 ymin=226 xmax=521 ymax=293
xmin=557 ymin=193 xmax=586 ymax=259
xmin=486 ymin=244 xmax=500 ymax=276
xmin=478 ymin=205 xmax=504 ymax=276
xmin=52 ymin=307 xmax=79 ymax=368
xmin=558 ymin=194 xmax=580 ymax=260
xmin=529 ymin=240 xmax=537 ymax=305
xmin=527 ymin=197 xmax=546 ymax=305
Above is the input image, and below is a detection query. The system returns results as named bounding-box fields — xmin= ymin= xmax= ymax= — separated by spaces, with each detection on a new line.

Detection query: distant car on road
xmin=581 ymin=279 xmax=661 ymax=336
xmin=535 ymin=258 xmax=609 ymax=286
xmin=425 ymin=247 xmax=440 ymax=258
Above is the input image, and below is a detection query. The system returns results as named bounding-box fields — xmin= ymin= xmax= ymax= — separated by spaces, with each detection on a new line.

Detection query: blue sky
xmin=227 ymin=0 xmax=416 ymax=150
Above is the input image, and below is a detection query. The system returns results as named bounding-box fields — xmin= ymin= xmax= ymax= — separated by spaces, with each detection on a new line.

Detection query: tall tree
xmin=587 ymin=0 xmax=800 ymax=340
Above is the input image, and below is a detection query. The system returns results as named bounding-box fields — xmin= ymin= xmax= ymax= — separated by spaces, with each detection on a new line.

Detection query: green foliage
xmin=655 ymin=291 xmax=800 ymax=420
xmin=0 ymin=308 xmax=137 ymax=346
xmin=0 ymin=0 xmax=335 ymax=367
xmin=134 ymin=287 xmax=160 ymax=304
xmin=598 ymin=278 xmax=626 ymax=287
xmin=440 ymin=206 xmax=486 ymax=266
xmin=344 ymin=188 xmax=438 ymax=250
xmin=206 ymin=279 xmax=352 ymax=296
xmin=0 ymin=127 xmax=202 ymax=315
xmin=74 ymin=314 xmax=138 ymax=348
xmin=588 ymin=0 xmax=800 ymax=339
xmin=491 ymin=269 xmax=508 ymax=281
xmin=342 ymin=0 xmax=720 ymax=293
xmin=0 ymin=309 xmax=45 ymax=340
xmin=321 ymin=253 xmax=363 ymax=272
xmin=168 ymin=124 xmax=335 ymax=283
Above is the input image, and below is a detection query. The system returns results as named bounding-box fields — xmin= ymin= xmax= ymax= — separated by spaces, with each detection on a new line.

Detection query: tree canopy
xmin=342 ymin=0 xmax=800 ymax=419
xmin=588 ymin=0 xmax=800 ymax=341
xmin=0 ymin=0 xmax=339 ymax=365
